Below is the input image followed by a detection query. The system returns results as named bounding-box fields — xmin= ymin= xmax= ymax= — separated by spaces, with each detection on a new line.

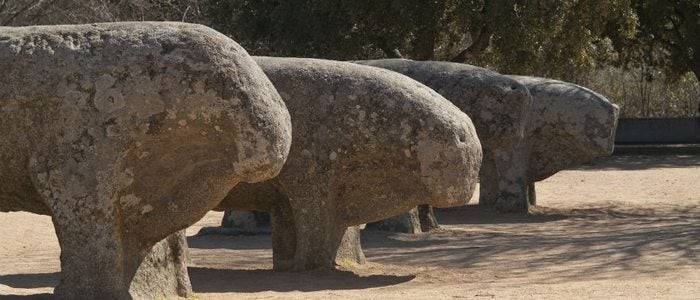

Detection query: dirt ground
xmin=1 ymin=155 xmax=698 ymax=299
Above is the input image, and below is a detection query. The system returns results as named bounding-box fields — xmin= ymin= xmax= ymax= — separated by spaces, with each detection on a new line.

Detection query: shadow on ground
xmin=0 ymin=273 xmax=58 ymax=290
xmin=0 ymin=294 xmax=54 ymax=299
xmin=0 ymin=269 xmax=415 ymax=296
xmin=363 ymin=204 xmax=699 ymax=283
xmin=436 ymin=205 xmax=569 ymax=224
xmin=1 ymin=204 xmax=697 ymax=296
xmin=187 ymin=202 xmax=699 ymax=285
xmin=189 ymin=268 xmax=414 ymax=293
xmin=0 ymin=273 xmax=56 ymax=299
xmin=188 ymin=233 xmax=272 ymax=250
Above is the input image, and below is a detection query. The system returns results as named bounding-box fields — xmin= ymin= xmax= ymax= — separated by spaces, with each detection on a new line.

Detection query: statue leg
xmin=47 ymin=187 xmax=190 ymax=299
xmin=528 ymin=182 xmax=537 ymax=206
xmin=34 ymin=155 xmax=191 ymax=299
xmin=281 ymin=197 xmax=366 ymax=271
xmin=480 ymin=147 xmax=529 ymax=213
xmin=270 ymin=198 xmax=297 ymax=271
xmin=418 ymin=205 xmax=439 ymax=232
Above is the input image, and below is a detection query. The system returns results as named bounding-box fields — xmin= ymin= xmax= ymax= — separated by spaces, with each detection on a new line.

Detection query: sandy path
xmin=1 ymin=155 xmax=698 ymax=299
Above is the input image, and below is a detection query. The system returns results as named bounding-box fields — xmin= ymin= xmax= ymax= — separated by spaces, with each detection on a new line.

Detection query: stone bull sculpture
xmin=362 ymin=65 xmax=619 ymax=233
xmin=508 ymin=76 xmax=620 ymax=205
xmin=215 ymin=57 xmax=482 ymax=271
xmin=218 ymin=60 xmax=530 ymax=234
xmin=0 ymin=22 xmax=291 ymax=299
xmin=357 ymin=59 xmax=532 ymax=214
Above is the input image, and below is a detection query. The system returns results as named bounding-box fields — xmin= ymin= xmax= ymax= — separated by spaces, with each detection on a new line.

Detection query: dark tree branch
xmin=25 ymin=0 xmax=60 ymax=24
xmin=1 ymin=0 xmax=44 ymax=25
xmin=0 ymin=1 xmax=8 ymax=15
xmin=450 ymin=0 xmax=494 ymax=63
xmin=450 ymin=27 xmax=492 ymax=63
xmin=410 ymin=1 xmax=446 ymax=61
xmin=656 ymin=36 xmax=684 ymax=57
xmin=376 ymin=38 xmax=403 ymax=58
xmin=382 ymin=47 xmax=403 ymax=58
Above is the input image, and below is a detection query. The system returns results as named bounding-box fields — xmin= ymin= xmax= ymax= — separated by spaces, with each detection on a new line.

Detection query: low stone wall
xmin=615 ymin=117 xmax=700 ymax=144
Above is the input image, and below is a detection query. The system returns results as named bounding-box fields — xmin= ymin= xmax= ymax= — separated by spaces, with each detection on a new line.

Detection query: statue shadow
xmin=0 ymin=269 xmax=414 ymax=296
xmin=436 ymin=205 xmax=569 ymax=225
xmin=0 ymin=272 xmax=57 ymax=299
xmin=435 ymin=203 xmax=688 ymax=225
xmin=188 ymin=267 xmax=415 ymax=293
xmin=366 ymin=204 xmax=699 ymax=284
xmin=360 ymin=231 xmax=451 ymax=249
xmin=187 ymin=233 xmax=272 ymax=250
xmin=189 ymin=227 xmax=450 ymax=251
xmin=0 ymin=272 xmax=58 ymax=289
xmin=0 ymin=294 xmax=54 ymax=299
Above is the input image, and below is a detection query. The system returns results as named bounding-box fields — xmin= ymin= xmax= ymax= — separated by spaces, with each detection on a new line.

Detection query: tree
xmin=205 ymin=0 xmax=638 ymax=81
xmin=477 ymin=0 xmax=637 ymax=79
xmin=6 ymin=1 xmax=694 ymax=86
xmin=630 ymin=0 xmax=699 ymax=82
xmin=0 ymin=0 xmax=61 ymax=25
xmin=0 ymin=0 xmax=204 ymax=26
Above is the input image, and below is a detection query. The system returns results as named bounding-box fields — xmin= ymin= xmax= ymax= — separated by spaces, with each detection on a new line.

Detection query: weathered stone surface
xmin=509 ymin=76 xmax=619 ymax=202
xmin=0 ymin=22 xmax=291 ymax=299
xmin=216 ymin=57 xmax=482 ymax=271
xmin=356 ymin=59 xmax=532 ymax=213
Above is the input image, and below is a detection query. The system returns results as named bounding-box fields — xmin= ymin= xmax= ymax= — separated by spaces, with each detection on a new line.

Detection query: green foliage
xmin=627 ymin=0 xmax=700 ymax=81
xmin=2 ymin=0 xmax=697 ymax=116
xmin=205 ymin=0 xmax=638 ymax=80
xmin=203 ymin=0 xmax=697 ymax=116
xmin=0 ymin=0 xmax=205 ymax=26
xmin=483 ymin=0 xmax=637 ymax=78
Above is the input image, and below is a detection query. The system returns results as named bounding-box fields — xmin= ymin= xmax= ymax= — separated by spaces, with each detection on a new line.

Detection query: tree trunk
xmin=450 ymin=27 xmax=493 ymax=63
xmin=450 ymin=1 xmax=495 ymax=63
xmin=412 ymin=25 xmax=439 ymax=61
xmin=409 ymin=1 xmax=446 ymax=61
xmin=692 ymin=62 xmax=700 ymax=116
xmin=381 ymin=47 xmax=403 ymax=58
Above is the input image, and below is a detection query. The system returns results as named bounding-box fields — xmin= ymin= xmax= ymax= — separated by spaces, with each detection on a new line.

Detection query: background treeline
xmin=1 ymin=0 xmax=698 ymax=118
